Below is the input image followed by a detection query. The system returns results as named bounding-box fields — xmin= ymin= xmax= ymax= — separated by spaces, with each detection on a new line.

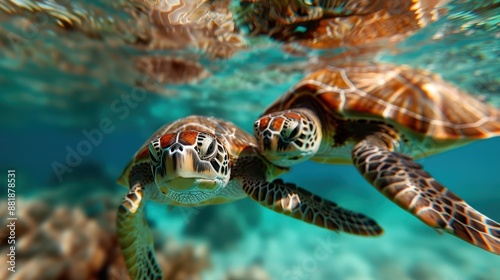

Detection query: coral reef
xmin=0 ymin=199 xmax=120 ymax=279
xmin=0 ymin=168 xmax=268 ymax=279
xmin=0 ymin=197 xmax=212 ymax=280
xmin=155 ymin=239 xmax=211 ymax=280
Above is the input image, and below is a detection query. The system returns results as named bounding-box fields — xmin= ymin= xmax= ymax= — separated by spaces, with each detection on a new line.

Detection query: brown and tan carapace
xmin=116 ymin=115 xmax=383 ymax=279
xmin=240 ymin=0 xmax=449 ymax=50
xmin=254 ymin=63 xmax=500 ymax=255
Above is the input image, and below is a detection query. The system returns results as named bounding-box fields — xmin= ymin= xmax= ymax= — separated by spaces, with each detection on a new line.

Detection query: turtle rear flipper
xmin=241 ymin=177 xmax=383 ymax=236
xmin=117 ymin=183 xmax=163 ymax=280
xmin=352 ymin=136 xmax=500 ymax=254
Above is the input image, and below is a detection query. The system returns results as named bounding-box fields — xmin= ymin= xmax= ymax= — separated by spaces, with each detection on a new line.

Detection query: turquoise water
xmin=1 ymin=0 xmax=499 ymax=279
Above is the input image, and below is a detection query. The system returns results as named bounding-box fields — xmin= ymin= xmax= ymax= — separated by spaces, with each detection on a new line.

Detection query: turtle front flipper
xmin=352 ymin=137 xmax=500 ymax=254
xmin=116 ymin=183 xmax=163 ymax=280
xmin=241 ymin=178 xmax=383 ymax=236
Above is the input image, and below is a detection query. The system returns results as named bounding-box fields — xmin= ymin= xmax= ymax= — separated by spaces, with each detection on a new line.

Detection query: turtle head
xmin=254 ymin=109 xmax=322 ymax=167
xmin=149 ymin=131 xmax=230 ymax=204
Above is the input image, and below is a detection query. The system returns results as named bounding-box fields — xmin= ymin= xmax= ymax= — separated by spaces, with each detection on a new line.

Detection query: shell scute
xmin=135 ymin=147 xmax=150 ymax=162
xmin=265 ymin=64 xmax=500 ymax=141
xmin=270 ymin=117 xmax=285 ymax=131
xmin=177 ymin=131 xmax=199 ymax=146
xmin=241 ymin=0 xmax=448 ymax=51
xmin=159 ymin=134 xmax=176 ymax=149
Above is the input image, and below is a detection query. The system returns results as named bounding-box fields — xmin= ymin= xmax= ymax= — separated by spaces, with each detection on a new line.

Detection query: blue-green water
xmin=1 ymin=0 xmax=499 ymax=279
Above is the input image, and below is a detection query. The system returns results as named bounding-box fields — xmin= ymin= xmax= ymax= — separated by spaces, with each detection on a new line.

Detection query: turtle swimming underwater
xmin=116 ymin=115 xmax=383 ymax=279
xmin=253 ymin=63 xmax=500 ymax=254
xmin=239 ymin=0 xmax=449 ymax=51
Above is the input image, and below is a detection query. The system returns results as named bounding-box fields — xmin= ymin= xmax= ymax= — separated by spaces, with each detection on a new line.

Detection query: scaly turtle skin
xmin=240 ymin=0 xmax=448 ymax=49
xmin=116 ymin=115 xmax=383 ymax=279
xmin=254 ymin=63 xmax=500 ymax=254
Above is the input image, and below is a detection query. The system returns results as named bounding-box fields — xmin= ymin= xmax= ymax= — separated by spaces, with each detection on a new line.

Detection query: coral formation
xmin=0 ymin=169 xmax=268 ymax=279
xmin=0 ymin=197 xmax=212 ymax=280
xmin=155 ymin=240 xmax=211 ymax=280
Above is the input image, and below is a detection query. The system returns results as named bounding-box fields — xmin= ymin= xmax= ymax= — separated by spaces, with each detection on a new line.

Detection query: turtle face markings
xmin=254 ymin=109 xmax=322 ymax=167
xmin=148 ymin=131 xmax=230 ymax=204
xmin=117 ymin=115 xmax=386 ymax=279
xmin=255 ymin=63 xmax=500 ymax=255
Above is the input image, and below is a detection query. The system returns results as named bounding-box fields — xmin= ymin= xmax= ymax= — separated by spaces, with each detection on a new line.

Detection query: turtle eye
xmin=281 ymin=119 xmax=300 ymax=141
xmin=199 ymin=136 xmax=217 ymax=160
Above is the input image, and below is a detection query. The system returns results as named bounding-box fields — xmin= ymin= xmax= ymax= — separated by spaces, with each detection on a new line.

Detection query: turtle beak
xmin=164 ymin=151 xmax=184 ymax=181
xmin=161 ymin=147 xmax=217 ymax=188
xmin=158 ymin=147 xmax=221 ymax=196
xmin=260 ymin=129 xmax=274 ymax=151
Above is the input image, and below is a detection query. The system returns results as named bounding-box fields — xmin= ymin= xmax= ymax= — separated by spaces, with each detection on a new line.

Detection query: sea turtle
xmin=253 ymin=63 xmax=500 ymax=254
xmin=239 ymin=0 xmax=448 ymax=52
xmin=116 ymin=115 xmax=383 ymax=279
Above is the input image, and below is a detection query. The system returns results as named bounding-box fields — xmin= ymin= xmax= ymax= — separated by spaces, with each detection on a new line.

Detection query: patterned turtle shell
xmin=262 ymin=63 xmax=500 ymax=153
xmin=254 ymin=64 xmax=500 ymax=255
xmin=240 ymin=0 xmax=449 ymax=49
xmin=118 ymin=116 xmax=256 ymax=188
xmin=117 ymin=115 xmax=385 ymax=279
